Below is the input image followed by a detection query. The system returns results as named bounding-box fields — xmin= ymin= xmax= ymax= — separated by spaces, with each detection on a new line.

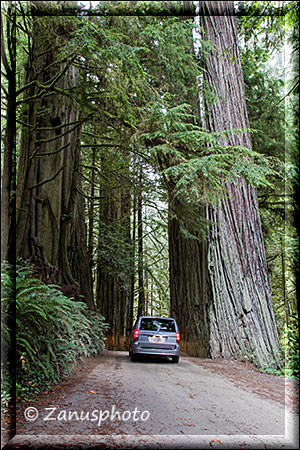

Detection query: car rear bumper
xmin=132 ymin=342 xmax=180 ymax=357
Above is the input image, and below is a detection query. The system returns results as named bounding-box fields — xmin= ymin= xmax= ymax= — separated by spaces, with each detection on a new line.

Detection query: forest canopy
xmin=1 ymin=0 xmax=299 ymax=409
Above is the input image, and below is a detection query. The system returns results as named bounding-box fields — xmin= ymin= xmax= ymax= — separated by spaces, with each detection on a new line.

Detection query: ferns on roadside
xmin=1 ymin=260 xmax=109 ymax=406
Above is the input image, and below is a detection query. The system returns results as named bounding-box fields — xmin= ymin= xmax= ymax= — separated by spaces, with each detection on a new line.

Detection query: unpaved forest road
xmin=4 ymin=351 xmax=299 ymax=449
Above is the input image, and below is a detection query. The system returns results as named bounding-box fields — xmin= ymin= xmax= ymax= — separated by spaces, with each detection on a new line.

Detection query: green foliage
xmin=243 ymin=66 xmax=286 ymax=158
xmin=1 ymin=261 xmax=109 ymax=406
xmin=238 ymin=1 xmax=299 ymax=379
xmin=3 ymin=0 xmax=297 ymax=372
xmin=141 ymin=100 xmax=289 ymax=207
xmin=281 ymin=326 xmax=299 ymax=378
xmin=237 ymin=1 xmax=297 ymax=64
xmin=261 ymin=325 xmax=299 ymax=379
xmin=140 ymin=191 xmax=170 ymax=317
xmin=0 ymin=373 xmax=12 ymax=414
xmin=97 ymin=222 xmax=134 ymax=289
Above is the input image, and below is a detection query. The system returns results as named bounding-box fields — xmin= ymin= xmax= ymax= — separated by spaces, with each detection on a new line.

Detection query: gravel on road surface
xmin=2 ymin=350 xmax=299 ymax=449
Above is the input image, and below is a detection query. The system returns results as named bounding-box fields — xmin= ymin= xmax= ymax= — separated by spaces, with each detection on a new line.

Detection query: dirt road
xmin=4 ymin=351 xmax=299 ymax=448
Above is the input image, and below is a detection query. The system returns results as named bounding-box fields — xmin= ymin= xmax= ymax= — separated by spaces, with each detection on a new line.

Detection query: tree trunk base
xmin=105 ymin=335 xmax=129 ymax=351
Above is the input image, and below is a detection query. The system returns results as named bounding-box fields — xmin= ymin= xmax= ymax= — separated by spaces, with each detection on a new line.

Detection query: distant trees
xmin=96 ymin=148 xmax=133 ymax=349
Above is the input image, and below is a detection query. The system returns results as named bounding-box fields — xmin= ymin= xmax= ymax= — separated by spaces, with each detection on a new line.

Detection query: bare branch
xmin=29 ymin=165 xmax=65 ymax=190
xmin=1 ymin=15 xmax=11 ymax=74
xmin=1 ymin=70 xmax=9 ymax=80
xmin=1 ymin=83 xmax=9 ymax=97
xmin=16 ymin=60 xmax=71 ymax=97
xmin=276 ymin=81 xmax=299 ymax=105
xmin=76 ymin=187 xmax=105 ymax=201
xmin=35 ymin=122 xmax=83 ymax=144
xmin=34 ymin=142 xmax=71 ymax=158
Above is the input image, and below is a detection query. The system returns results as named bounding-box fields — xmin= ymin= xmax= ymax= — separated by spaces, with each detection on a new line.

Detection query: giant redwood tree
xmin=169 ymin=1 xmax=282 ymax=368
xmin=15 ymin=2 xmax=93 ymax=308
xmin=3 ymin=0 xmax=286 ymax=362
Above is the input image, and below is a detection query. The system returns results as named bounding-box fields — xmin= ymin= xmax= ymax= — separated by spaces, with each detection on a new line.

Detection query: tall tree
xmin=15 ymin=2 xmax=93 ymax=306
xmin=237 ymin=2 xmax=298 ymax=368
xmin=137 ymin=167 xmax=146 ymax=317
xmin=1 ymin=2 xmax=16 ymax=264
xmin=96 ymin=146 xmax=133 ymax=350
xmin=169 ymin=1 xmax=281 ymax=368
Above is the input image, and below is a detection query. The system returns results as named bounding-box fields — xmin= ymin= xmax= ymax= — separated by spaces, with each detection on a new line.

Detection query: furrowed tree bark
xmin=169 ymin=0 xmax=281 ymax=368
xmin=169 ymin=200 xmax=212 ymax=357
xmin=1 ymin=6 xmax=16 ymax=264
xmin=1 ymin=4 xmax=17 ymax=436
xmin=280 ymin=236 xmax=289 ymax=328
xmin=69 ymin=149 xmax=95 ymax=310
xmin=88 ymin=141 xmax=96 ymax=275
xmin=15 ymin=4 xmax=93 ymax=306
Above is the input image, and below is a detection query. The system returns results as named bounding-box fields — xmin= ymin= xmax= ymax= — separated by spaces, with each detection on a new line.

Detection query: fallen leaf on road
xmin=89 ymin=390 xmax=98 ymax=394
xmin=209 ymin=437 xmax=223 ymax=446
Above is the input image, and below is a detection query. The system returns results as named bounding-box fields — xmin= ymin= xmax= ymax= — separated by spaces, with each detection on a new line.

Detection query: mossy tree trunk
xmin=15 ymin=4 xmax=93 ymax=307
xmin=169 ymin=1 xmax=281 ymax=368
xmin=1 ymin=4 xmax=16 ymax=265
xmin=69 ymin=150 xmax=95 ymax=310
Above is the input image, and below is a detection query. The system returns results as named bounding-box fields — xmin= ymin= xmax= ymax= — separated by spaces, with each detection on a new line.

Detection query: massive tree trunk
xmin=88 ymin=142 xmax=96 ymax=276
xmin=69 ymin=157 xmax=95 ymax=310
xmin=169 ymin=1 xmax=281 ymax=368
xmin=15 ymin=4 xmax=93 ymax=306
xmin=1 ymin=5 xmax=16 ymax=264
xmin=169 ymin=201 xmax=212 ymax=357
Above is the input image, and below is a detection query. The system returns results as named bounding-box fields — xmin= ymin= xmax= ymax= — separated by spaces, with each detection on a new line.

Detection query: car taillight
xmin=133 ymin=330 xmax=140 ymax=341
xmin=176 ymin=332 xmax=181 ymax=343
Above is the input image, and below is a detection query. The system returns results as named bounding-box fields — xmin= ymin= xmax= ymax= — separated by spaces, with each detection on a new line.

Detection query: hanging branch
xmin=15 ymin=52 xmax=78 ymax=100
xmin=29 ymin=165 xmax=65 ymax=190
xmin=33 ymin=142 xmax=71 ymax=158
xmin=35 ymin=121 xmax=83 ymax=144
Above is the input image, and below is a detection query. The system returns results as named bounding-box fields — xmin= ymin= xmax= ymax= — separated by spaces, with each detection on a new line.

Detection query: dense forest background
xmin=1 ymin=0 xmax=299 ymax=409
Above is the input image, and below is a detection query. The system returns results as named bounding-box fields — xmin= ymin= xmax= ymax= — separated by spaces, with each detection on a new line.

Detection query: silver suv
xmin=129 ymin=316 xmax=180 ymax=363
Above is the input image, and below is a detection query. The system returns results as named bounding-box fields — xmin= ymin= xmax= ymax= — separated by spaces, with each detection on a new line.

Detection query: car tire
xmin=129 ymin=347 xmax=132 ymax=357
xmin=131 ymin=353 xmax=138 ymax=362
xmin=172 ymin=356 xmax=179 ymax=363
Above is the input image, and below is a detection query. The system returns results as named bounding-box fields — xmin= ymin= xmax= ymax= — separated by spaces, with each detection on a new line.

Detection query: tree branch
xmin=276 ymin=81 xmax=299 ymax=105
xmin=1 ymin=83 xmax=9 ymax=97
xmin=1 ymin=15 xmax=11 ymax=75
xmin=33 ymin=142 xmax=71 ymax=159
xmin=35 ymin=122 xmax=83 ymax=144
xmin=29 ymin=165 xmax=65 ymax=190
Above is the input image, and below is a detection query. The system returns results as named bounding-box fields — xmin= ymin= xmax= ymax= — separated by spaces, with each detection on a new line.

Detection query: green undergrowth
xmin=1 ymin=260 xmax=109 ymax=409
xmin=260 ymin=327 xmax=299 ymax=380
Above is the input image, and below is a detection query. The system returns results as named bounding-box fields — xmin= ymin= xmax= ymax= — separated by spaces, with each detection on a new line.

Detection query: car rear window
xmin=140 ymin=318 xmax=176 ymax=332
